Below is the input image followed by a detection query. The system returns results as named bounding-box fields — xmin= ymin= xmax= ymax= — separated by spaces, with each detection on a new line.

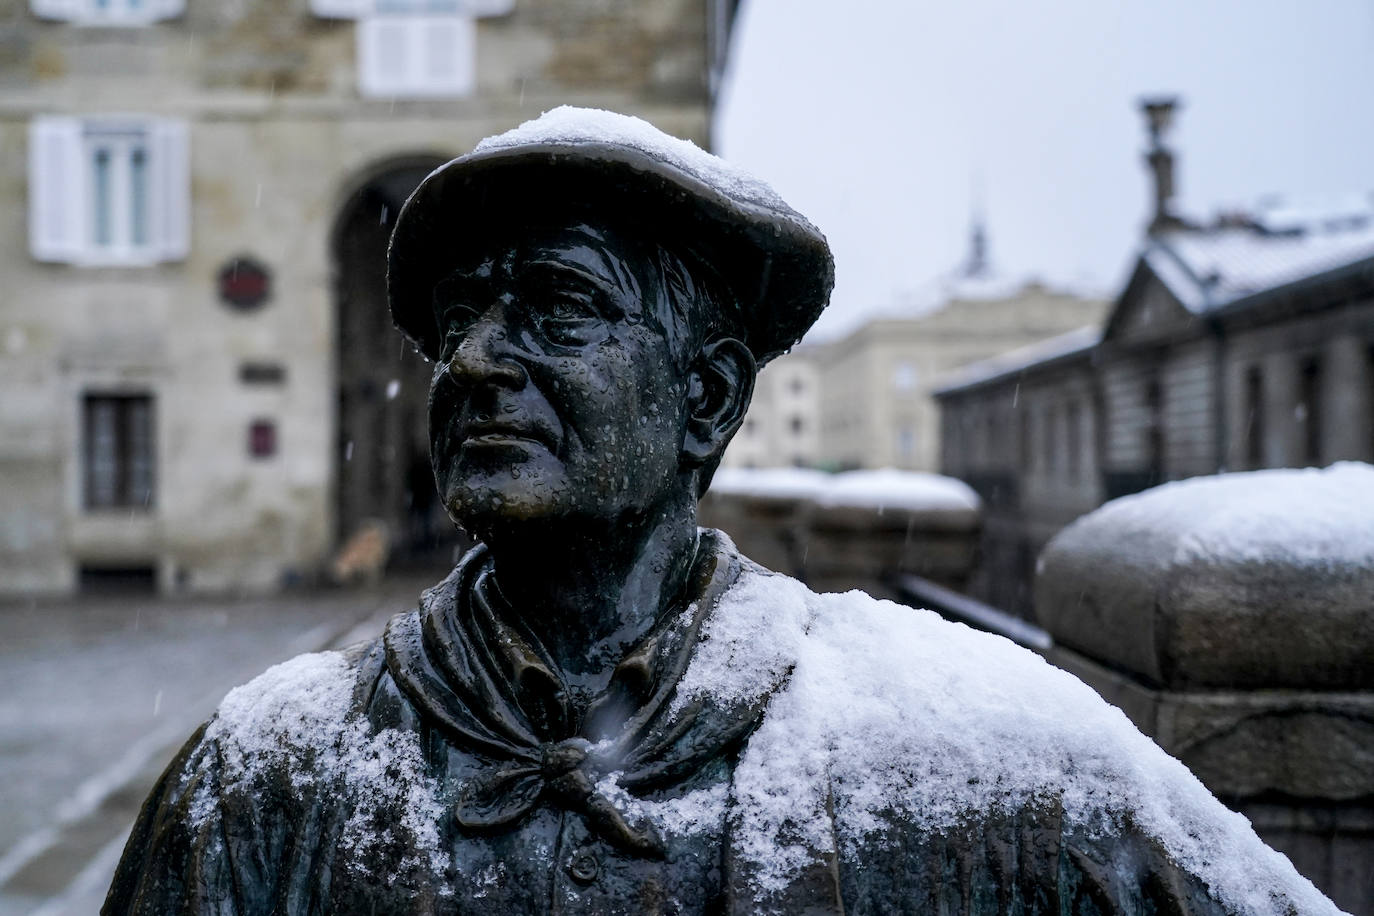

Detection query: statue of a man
xmin=105 ymin=108 xmax=1338 ymax=915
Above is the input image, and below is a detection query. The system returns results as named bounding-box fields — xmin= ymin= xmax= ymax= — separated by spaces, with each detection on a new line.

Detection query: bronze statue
xmin=105 ymin=108 xmax=1339 ymax=915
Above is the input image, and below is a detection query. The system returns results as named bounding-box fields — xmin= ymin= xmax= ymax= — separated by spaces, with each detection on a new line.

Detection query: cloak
xmin=104 ymin=531 xmax=1339 ymax=915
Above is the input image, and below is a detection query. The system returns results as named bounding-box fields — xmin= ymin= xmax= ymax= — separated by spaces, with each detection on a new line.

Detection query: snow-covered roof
xmin=1251 ymin=190 xmax=1374 ymax=235
xmin=707 ymin=467 xmax=980 ymax=513
xmin=933 ymin=324 xmax=1100 ymax=395
xmin=1145 ymin=219 xmax=1374 ymax=314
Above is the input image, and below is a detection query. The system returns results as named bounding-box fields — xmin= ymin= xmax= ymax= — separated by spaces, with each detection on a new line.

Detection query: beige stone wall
xmin=0 ymin=0 xmax=722 ymax=594
xmin=721 ymin=348 xmax=820 ymax=468
xmin=815 ymin=285 xmax=1107 ymax=472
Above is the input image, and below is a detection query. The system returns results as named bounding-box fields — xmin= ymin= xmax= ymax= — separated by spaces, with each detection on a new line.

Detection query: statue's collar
xmin=382 ymin=529 xmax=787 ymax=855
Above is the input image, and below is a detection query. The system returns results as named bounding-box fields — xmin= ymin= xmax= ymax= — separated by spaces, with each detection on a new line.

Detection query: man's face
xmin=428 ymin=219 xmax=693 ymax=535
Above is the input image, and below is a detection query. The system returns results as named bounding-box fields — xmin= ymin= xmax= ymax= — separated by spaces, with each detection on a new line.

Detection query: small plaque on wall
xmin=248 ymin=419 xmax=277 ymax=458
xmin=219 ymin=257 xmax=272 ymax=310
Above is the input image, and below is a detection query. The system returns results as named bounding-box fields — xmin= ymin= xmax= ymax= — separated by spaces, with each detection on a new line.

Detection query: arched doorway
xmin=332 ymin=156 xmax=457 ymax=567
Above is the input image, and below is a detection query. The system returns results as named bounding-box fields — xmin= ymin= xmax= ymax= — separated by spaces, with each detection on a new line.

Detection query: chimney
xmin=1139 ymin=96 xmax=1185 ymax=234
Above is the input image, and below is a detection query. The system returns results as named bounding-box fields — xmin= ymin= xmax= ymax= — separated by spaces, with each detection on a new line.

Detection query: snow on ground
xmin=709 ymin=467 xmax=980 ymax=513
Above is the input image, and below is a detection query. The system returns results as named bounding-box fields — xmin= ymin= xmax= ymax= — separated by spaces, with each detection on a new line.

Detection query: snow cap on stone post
xmin=386 ymin=106 xmax=835 ymax=366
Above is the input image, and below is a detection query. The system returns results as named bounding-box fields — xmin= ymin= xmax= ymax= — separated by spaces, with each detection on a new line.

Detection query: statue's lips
xmin=460 ymin=421 xmax=554 ymax=451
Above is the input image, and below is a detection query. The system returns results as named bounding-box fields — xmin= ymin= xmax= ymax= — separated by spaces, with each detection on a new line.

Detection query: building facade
xmin=937 ymin=100 xmax=1374 ymax=617
xmin=938 ymin=211 xmax=1374 ymax=616
xmin=719 ymin=346 xmax=820 ymax=469
xmin=0 ymin=0 xmax=737 ymax=594
xmin=812 ymin=282 xmax=1107 ymax=472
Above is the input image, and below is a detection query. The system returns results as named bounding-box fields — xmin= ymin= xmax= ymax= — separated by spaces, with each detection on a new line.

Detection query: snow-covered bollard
xmin=699 ymin=468 xmax=829 ymax=578
xmin=805 ymin=468 xmax=981 ymax=596
xmin=701 ymin=468 xmax=981 ymax=596
xmin=1035 ymin=462 xmax=1374 ymax=913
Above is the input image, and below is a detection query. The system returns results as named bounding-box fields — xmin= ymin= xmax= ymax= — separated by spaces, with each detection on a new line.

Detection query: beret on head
xmin=387 ymin=107 xmax=834 ymax=367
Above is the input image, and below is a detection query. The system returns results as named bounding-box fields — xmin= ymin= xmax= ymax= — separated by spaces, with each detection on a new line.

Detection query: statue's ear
xmin=682 ymin=337 xmax=756 ymax=467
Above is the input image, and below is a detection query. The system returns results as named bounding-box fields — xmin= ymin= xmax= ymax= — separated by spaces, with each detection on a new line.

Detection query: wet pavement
xmin=0 ymin=574 xmax=442 ymax=915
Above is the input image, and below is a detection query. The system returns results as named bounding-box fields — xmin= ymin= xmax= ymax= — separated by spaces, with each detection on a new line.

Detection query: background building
xmin=937 ymin=100 xmax=1374 ymax=616
xmin=719 ymin=346 xmax=819 ymax=469
xmin=0 ymin=0 xmax=738 ymax=595
xmin=813 ymin=278 xmax=1106 ymax=472
xmin=725 ymin=221 xmax=1107 ymax=475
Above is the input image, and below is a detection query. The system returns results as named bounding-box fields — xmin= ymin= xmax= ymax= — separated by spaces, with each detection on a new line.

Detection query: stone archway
xmin=332 ymin=156 xmax=454 ymax=565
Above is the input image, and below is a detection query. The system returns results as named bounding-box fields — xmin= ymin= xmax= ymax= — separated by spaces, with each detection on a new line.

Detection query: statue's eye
xmin=537 ymin=289 xmax=606 ymax=346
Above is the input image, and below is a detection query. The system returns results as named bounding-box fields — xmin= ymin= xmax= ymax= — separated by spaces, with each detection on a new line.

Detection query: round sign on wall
xmin=218 ymin=256 xmax=272 ymax=310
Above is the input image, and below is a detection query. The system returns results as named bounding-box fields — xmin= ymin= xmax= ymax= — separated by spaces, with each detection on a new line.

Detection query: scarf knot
xmin=454 ymin=738 xmax=665 ymax=858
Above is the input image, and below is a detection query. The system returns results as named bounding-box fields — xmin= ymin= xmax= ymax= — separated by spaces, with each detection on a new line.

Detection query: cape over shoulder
xmin=721 ymin=579 xmax=1342 ymax=915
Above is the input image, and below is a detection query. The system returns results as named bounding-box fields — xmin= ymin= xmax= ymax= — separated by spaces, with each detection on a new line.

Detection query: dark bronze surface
xmin=106 ymin=127 xmax=1235 ymax=915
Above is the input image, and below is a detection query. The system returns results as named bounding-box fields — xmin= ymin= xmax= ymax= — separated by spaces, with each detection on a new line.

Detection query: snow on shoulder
xmin=473 ymin=106 xmax=797 ymax=221
xmin=194 ymin=648 xmax=449 ymax=881
xmin=712 ymin=567 xmax=1337 ymax=912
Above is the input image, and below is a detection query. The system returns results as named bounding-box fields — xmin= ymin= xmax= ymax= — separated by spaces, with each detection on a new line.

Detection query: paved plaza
xmin=0 ymin=575 xmax=439 ymax=915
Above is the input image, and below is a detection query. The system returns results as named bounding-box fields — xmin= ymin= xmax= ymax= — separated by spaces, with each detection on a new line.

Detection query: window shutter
xmin=359 ymin=15 xmax=474 ymax=97
xmin=312 ymin=0 xmax=366 ymax=19
xmin=150 ymin=119 xmax=189 ymax=261
xmin=460 ymin=0 xmax=514 ymax=16
xmin=418 ymin=15 xmax=474 ymax=96
xmin=29 ymin=0 xmax=80 ymax=21
xmin=149 ymin=0 xmax=185 ymax=21
xmin=28 ymin=117 xmax=86 ymax=263
xmin=357 ymin=15 xmax=413 ymax=97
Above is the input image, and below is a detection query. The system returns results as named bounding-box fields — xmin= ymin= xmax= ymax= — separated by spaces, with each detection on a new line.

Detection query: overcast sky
xmin=715 ymin=0 xmax=1374 ymax=341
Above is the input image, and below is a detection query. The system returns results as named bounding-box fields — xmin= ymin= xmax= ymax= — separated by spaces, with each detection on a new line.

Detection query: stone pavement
xmin=0 ymin=574 xmax=441 ymax=916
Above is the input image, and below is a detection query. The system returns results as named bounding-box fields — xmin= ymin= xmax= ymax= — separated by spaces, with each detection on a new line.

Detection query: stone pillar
xmin=1263 ymin=350 xmax=1298 ymax=467
xmin=698 ymin=470 xmax=982 ymax=598
xmin=1324 ymin=334 xmax=1370 ymax=462
xmin=1035 ymin=465 xmax=1374 ymax=915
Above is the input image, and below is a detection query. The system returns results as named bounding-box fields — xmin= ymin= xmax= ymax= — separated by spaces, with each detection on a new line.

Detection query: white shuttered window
xmin=313 ymin=0 xmax=513 ymax=17
xmin=358 ymin=14 xmax=475 ymax=98
xmin=31 ymin=0 xmax=184 ymax=26
xmin=29 ymin=116 xmax=190 ymax=266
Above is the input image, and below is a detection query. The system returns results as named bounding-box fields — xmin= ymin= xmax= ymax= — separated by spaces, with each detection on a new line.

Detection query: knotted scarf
xmin=383 ymin=531 xmax=780 ymax=858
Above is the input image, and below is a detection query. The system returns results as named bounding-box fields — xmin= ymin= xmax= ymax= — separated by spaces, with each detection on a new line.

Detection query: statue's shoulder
xmin=204 ymin=646 xmax=366 ymax=752
xmin=731 ymin=585 xmax=1339 ymax=915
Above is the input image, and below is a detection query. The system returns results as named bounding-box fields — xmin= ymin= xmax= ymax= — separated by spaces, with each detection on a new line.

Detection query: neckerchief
xmin=384 ymin=530 xmax=779 ymax=858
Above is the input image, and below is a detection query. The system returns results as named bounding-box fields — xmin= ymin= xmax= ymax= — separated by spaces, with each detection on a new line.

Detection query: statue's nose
xmin=446 ymin=303 xmax=527 ymax=388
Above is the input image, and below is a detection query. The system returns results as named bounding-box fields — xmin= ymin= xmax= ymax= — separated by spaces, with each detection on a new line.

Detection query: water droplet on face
xmin=386 ymin=380 xmax=400 ymax=400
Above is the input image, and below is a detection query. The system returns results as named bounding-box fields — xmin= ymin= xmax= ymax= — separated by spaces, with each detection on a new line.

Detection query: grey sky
xmin=716 ymin=0 xmax=1374 ymax=341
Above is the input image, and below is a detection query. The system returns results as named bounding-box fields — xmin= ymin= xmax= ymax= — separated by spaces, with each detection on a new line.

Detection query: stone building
xmin=722 ymin=219 xmax=1106 ymax=475
xmin=0 ymin=0 xmax=738 ymax=595
xmin=812 ymin=277 xmax=1106 ymax=472
xmin=719 ymin=345 xmax=820 ymax=469
xmin=936 ymin=101 xmax=1374 ymax=616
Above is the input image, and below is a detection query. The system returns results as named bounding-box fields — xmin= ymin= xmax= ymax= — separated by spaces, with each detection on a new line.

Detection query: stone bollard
xmin=701 ymin=468 xmax=982 ymax=599
xmin=1035 ymin=462 xmax=1374 ymax=916
xmin=698 ymin=469 xmax=824 ymax=579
